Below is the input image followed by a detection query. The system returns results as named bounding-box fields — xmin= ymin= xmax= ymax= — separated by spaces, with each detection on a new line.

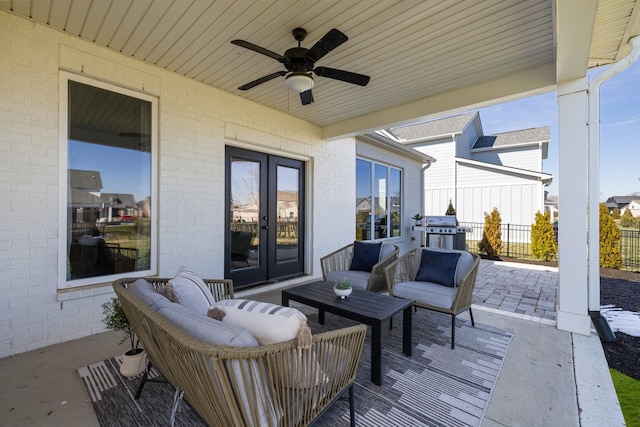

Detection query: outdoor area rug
xmin=78 ymin=307 xmax=513 ymax=426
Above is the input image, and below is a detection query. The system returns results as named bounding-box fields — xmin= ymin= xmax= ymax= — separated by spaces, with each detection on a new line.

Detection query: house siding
xmin=455 ymin=117 xmax=479 ymax=158
xmin=424 ymin=188 xmax=456 ymax=216
xmin=456 ymin=163 xmax=543 ymax=224
xmin=425 ymin=163 xmax=544 ymax=224
xmin=472 ymin=145 xmax=542 ymax=171
xmin=412 ymin=139 xmax=455 ymax=188
xmin=0 ymin=11 xmax=422 ymax=358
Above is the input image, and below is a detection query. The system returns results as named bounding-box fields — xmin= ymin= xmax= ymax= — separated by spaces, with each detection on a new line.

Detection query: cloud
xmin=602 ymin=115 xmax=640 ymax=128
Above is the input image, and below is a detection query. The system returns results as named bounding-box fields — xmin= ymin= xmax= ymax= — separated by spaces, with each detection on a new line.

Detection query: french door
xmin=225 ymin=147 xmax=305 ymax=288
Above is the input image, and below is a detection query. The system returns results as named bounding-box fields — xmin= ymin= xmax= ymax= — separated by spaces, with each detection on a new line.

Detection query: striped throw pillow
xmin=212 ymin=299 xmax=308 ymax=346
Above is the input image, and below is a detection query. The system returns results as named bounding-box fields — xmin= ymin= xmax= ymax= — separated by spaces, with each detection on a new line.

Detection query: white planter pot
xmin=334 ymin=287 xmax=352 ymax=299
xmin=120 ymin=349 xmax=147 ymax=378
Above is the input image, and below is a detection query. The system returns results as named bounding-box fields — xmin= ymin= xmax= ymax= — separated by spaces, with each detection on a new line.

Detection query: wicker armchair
xmin=384 ymin=248 xmax=480 ymax=348
xmin=113 ymin=278 xmax=367 ymax=427
xmin=321 ymin=243 xmax=399 ymax=292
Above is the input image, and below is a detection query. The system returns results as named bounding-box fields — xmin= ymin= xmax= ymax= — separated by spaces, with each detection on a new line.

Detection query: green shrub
xmin=600 ymin=203 xmax=622 ymax=269
xmin=445 ymin=200 xmax=456 ymax=216
xmin=619 ymin=209 xmax=638 ymax=228
xmin=479 ymin=208 xmax=503 ymax=257
xmin=612 ymin=207 xmax=621 ymax=219
xmin=531 ymin=210 xmax=557 ymax=261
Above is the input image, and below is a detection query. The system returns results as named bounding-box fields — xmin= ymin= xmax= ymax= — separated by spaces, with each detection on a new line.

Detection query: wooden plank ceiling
xmin=0 ymin=0 xmax=638 ymax=134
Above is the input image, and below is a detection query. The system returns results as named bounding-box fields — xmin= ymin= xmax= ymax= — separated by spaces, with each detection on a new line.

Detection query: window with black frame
xmin=356 ymin=158 xmax=402 ymax=241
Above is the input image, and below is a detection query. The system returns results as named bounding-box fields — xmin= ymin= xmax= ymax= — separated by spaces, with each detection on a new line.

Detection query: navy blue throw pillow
xmin=349 ymin=241 xmax=382 ymax=272
xmin=415 ymin=250 xmax=461 ymax=287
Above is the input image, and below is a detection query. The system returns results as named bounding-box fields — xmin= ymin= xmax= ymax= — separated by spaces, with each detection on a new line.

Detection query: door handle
xmin=262 ymin=225 xmax=269 ymax=229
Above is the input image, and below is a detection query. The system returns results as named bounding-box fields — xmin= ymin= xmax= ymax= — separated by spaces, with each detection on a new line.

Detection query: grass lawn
xmin=610 ymin=369 xmax=640 ymax=426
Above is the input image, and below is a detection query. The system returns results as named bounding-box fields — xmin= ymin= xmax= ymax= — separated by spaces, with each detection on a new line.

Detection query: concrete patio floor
xmin=0 ymin=260 xmax=625 ymax=426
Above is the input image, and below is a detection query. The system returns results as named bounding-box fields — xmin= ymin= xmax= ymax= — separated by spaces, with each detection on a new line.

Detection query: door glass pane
xmin=374 ymin=164 xmax=388 ymax=239
xmin=390 ymin=168 xmax=401 ymax=237
xmin=66 ymin=81 xmax=152 ymax=281
xmin=276 ymin=166 xmax=299 ymax=262
xmin=356 ymin=159 xmax=372 ymax=240
xmin=230 ymin=159 xmax=260 ymax=270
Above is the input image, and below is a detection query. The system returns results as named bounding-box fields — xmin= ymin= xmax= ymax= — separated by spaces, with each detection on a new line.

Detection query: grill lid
xmin=425 ymin=215 xmax=457 ymax=227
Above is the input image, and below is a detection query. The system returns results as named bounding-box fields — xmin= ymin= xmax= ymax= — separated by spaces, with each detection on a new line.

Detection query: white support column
xmin=556 ymin=77 xmax=591 ymax=335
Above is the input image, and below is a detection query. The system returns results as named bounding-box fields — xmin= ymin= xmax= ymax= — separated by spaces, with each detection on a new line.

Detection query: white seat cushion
xmin=325 ymin=270 xmax=370 ymax=290
xmin=158 ymin=303 xmax=259 ymax=347
xmin=392 ymin=281 xmax=458 ymax=309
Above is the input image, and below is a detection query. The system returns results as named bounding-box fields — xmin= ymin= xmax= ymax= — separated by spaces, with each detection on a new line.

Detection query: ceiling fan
xmin=231 ymin=28 xmax=370 ymax=105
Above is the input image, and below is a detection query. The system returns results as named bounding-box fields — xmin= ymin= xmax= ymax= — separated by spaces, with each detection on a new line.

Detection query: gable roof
xmin=387 ymin=112 xmax=478 ymax=142
xmin=473 ymin=127 xmax=550 ymax=149
xmin=605 ymin=196 xmax=638 ymax=207
xmin=473 ymin=126 xmax=550 ymax=158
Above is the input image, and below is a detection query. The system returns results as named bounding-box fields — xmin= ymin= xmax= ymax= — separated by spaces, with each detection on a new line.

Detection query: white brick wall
xmin=0 ymin=10 xmax=417 ymax=358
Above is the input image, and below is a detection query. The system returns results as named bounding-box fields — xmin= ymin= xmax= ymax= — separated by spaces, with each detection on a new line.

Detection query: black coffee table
xmin=282 ymin=281 xmax=412 ymax=385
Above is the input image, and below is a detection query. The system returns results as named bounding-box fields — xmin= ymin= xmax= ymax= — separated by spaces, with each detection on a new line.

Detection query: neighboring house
xmin=626 ymin=200 xmax=640 ymax=217
xmin=605 ymin=196 xmax=640 ymax=216
xmin=378 ymin=111 xmax=553 ymax=225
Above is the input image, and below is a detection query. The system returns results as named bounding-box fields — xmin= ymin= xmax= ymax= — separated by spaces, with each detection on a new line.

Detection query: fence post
xmin=506 ymin=223 xmax=510 ymax=257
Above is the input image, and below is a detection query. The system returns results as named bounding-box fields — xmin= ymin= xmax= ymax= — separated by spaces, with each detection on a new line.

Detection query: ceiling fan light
xmin=285 ymin=73 xmax=314 ymax=93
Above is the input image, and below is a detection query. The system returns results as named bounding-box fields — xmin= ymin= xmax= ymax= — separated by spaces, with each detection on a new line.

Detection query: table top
xmin=282 ymin=281 xmax=412 ymax=322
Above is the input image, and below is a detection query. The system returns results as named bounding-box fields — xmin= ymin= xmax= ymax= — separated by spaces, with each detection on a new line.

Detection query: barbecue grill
xmin=424 ymin=215 xmax=467 ymax=250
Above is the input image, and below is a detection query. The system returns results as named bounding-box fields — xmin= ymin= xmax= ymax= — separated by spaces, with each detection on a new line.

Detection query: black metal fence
xmin=620 ymin=229 xmax=640 ymax=270
xmin=460 ymin=221 xmax=640 ymax=271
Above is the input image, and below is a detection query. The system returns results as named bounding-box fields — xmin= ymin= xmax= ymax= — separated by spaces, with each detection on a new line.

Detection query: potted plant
xmin=412 ymin=213 xmax=424 ymax=226
xmin=334 ymin=277 xmax=353 ymax=299
xmin=102 ymin=297 xmax=146 ymax=377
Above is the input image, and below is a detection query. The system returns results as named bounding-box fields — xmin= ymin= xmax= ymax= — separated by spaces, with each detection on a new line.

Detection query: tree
xmin=599 ymin=203 xmax=622 ymax=269
xmin=445 ymin=200 xmax=456 ymax=216
xmin=619 ymin=209 xmax=637 ymax=228
xmin=531 ymin=210 xmax=557 ymax=261
xmin=612 ymin=207 xmax=621 ymax=219
xmin=478 ymin=208 xmax=502 ymax=257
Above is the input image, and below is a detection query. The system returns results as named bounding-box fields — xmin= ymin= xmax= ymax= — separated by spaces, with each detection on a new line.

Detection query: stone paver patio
xmin=473 ymin=259 xmax=558 ymax=322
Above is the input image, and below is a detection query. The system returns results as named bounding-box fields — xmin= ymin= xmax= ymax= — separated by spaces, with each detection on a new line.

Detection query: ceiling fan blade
xmin=300 ymin=90 xmax=314 ymax=105
xmin=314 ymin=67 xmax=370 ymax=86
xmin=231 ymin=40 xmax=289 ymax=64
xmin=305 ymin=29 xmax=348 ymax=62
xmin=238 ymin=71 xmax=286 ymax=90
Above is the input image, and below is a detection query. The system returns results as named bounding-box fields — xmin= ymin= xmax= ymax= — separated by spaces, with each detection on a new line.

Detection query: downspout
xmin=587 ymin=36 xmax=640 ymax=335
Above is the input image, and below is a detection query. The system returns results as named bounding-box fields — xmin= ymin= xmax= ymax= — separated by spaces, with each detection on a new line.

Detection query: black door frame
xmin=224 ymin=147 xmax=305 ymax=288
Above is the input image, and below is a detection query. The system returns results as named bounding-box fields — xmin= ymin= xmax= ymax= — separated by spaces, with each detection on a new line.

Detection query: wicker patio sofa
xmin=113 ymin=277 xmax=367 ymax=427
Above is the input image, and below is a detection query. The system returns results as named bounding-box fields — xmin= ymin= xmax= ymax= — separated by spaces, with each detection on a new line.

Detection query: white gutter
xmin=588 ymin=36 xmax=640 ymax=312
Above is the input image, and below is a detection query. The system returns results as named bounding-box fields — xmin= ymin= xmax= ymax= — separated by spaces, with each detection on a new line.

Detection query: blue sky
xmin=69 ymin=140 xmax=151 ymax=202
xmin=475 ymin=59 xmax=640 ymax=200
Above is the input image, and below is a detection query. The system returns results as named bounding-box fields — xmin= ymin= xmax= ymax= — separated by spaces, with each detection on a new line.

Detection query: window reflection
xmin=276 ymin=166 xmax=299 ymax=263
xmin=66 ymin=81 xmax=152 ymax=281
xmin=230 ymin=159 xmax=259 ymax=270
xmin=355 ymin=158 xmax=402 ymax=241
